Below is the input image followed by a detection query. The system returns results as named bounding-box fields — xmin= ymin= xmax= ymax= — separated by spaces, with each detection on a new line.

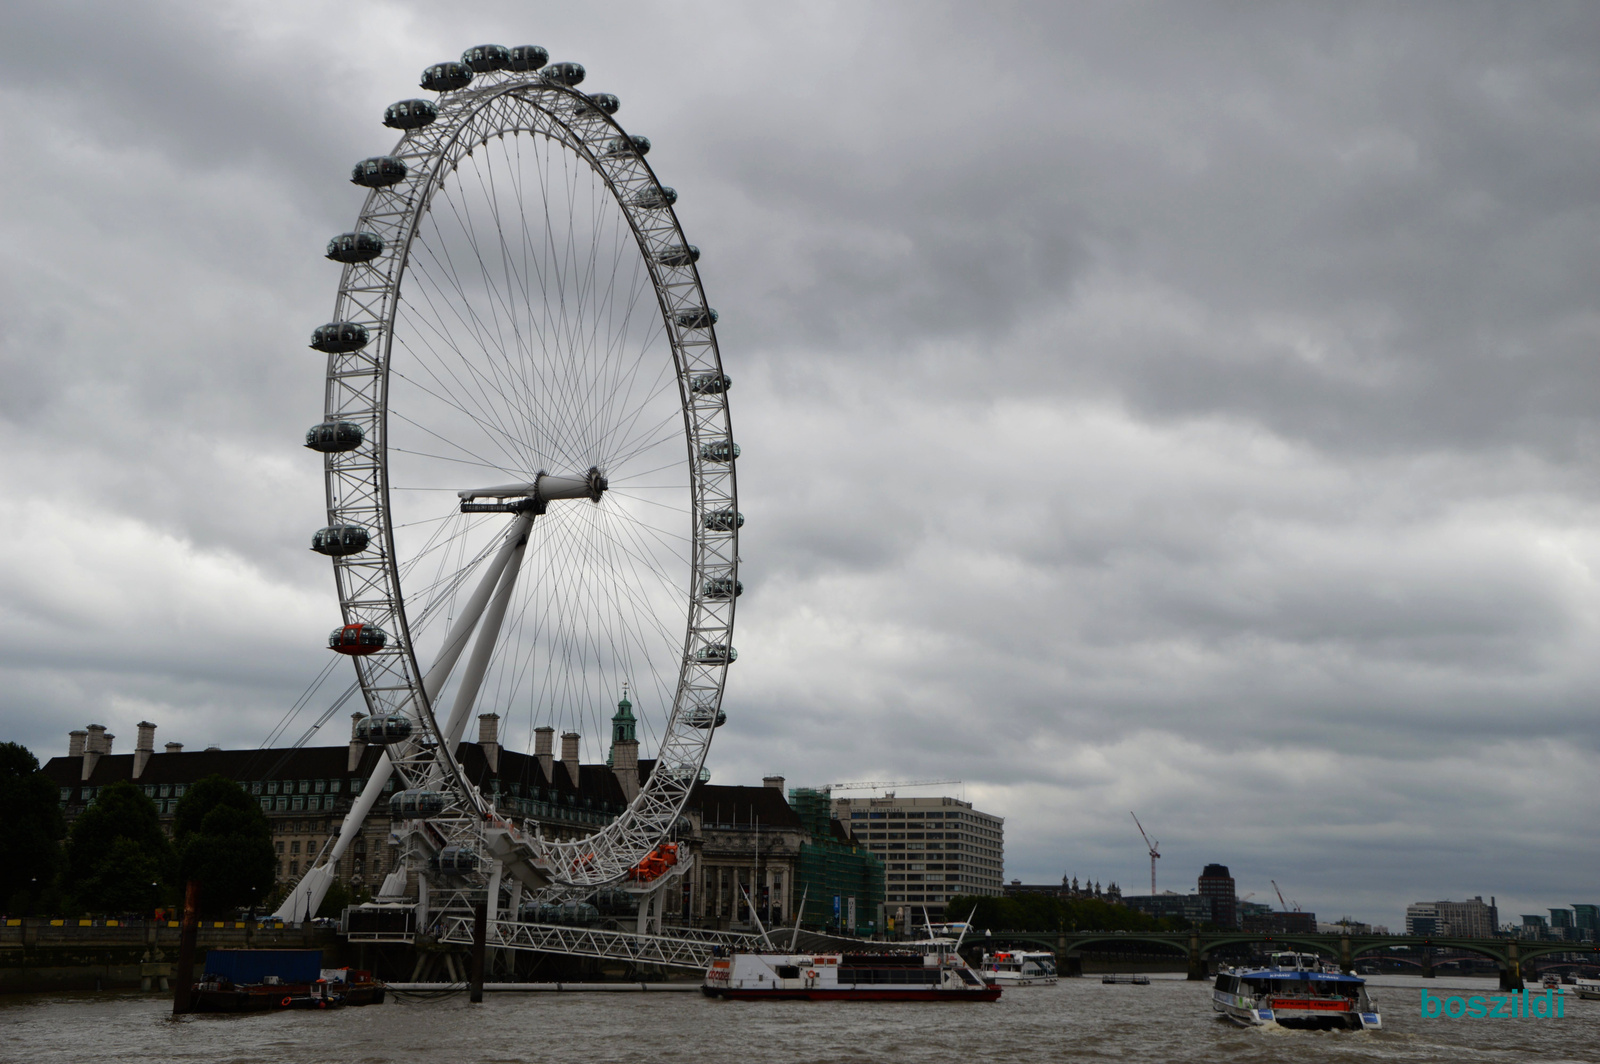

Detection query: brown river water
xmin=2 ymin=973 xmax=1595 ymax=1064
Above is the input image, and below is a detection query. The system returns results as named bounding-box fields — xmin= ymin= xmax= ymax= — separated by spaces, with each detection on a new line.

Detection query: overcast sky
xmin=1 ymin=1 xmax=1596 ymax=928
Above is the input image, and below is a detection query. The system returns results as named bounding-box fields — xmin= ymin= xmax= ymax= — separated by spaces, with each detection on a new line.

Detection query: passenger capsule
xmin=436 ymin=846 xmax=479 ymax=876
xmin=703 ymin=509 xmax=744 ymax=531
xmin=655 ymin=244 xmax=700 ymax=267
xmin=325 ymin=231 xmax=384 ymax=264
xmin=311 ymin=525 xmax=370 ymax=557
xmin=703 ymin=576 xmax=743 ymax=599
xmin=461 ymin=44 xmax=511 ymax=72
xmin=675 ymin=307 xmax=718 ymax=329
xmin=311 ymin=322 xmax=370 ymax=354
xmin=695 ymin=644 xmax=738 ymax=664
xmin=605 ymin=135 xmax=650 ymax=157
xmin=421 ymin=61 xmax=474 ymax=92
xmin=509 ymin=45 xmax=549 ymax=72
xmin=699 ymin=439 xmax=739 ymax=463
xmin=383 ymin=98 xmax=438 ymax=130
xmin=684 ymin=703 xmax=728 ymax=729
xmin=304 ymin=421 xmax=365 ymax=452
xmin=329 ymin=622 xmax=388 ymax=656
xmin=355 ymin=713 xmax=412 ymax=743
xmin=388 ymin=789 xmax=446 ymax=819
xmin=689 ymin=373 xmax=731 ymax=395
xmin=542 ymin=61 xmax=586 ymax=86
xmin=572 ymin=93 xmax=620 ymax=116
xmin=351 ymin=156 xmax=408 ymax=188
xmin=631 ymin=186 xmax=677 ymax=210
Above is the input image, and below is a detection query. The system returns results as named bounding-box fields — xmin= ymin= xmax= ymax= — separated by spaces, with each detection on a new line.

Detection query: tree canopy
xmin=0 ymin=743 xmax=64 ymax=914
xmin=944 ymin=893 xmax=1189 ymax=933
xmin=62 ymin=780 xmax=172 ymax=914
xmin=172 ymin=775 xmax=275 ymax=917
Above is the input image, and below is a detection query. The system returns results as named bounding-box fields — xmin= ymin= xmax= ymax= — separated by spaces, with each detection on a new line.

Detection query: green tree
xmin=0 ymin=743 xmax=65 ymax=914
xmin=172 ymin=775 xmax=275 ymax=917
xmin=62 ymin=781 xmax=172 ymax=915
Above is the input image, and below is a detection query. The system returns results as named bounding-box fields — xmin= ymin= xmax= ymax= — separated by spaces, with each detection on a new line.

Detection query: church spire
xmin=607 ymin=682 xmax=636 ymax=766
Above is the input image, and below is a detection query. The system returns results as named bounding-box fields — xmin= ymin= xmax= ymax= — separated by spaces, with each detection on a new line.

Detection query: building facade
xmin=831 ymin=794 xmax=1005 ymax=925
xmin=1196 ymin=864 xmax=1238 ymax=929
xmin=1122 ymin=891 xmax=1215 ymax=925
xmin=1407 ymin=896 xmax=1498 ymax=938
xmin=41 ymin=716 xmax=846 ymax=931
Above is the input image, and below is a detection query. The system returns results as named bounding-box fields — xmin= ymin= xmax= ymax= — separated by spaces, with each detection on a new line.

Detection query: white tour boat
xmin=980 ymin=950 xmax=1058 ymax=986
xmin=703 ymin=946 xmax=1000 ymax=1002
xmin=1212 ymin=951 xmax=1382 ymax=1031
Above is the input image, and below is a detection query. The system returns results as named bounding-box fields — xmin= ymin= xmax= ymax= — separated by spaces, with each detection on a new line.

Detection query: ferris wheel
xmin=275 ymin=44 xmax=739 ymax=921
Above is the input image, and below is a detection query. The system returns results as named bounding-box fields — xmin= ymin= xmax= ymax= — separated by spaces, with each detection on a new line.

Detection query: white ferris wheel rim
xmin=317 ymin=55 xmax=738 ymax=890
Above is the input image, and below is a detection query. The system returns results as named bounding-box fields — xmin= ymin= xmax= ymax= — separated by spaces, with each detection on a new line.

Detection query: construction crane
xmin=829 ymin=778 xmax=961 ymax=794
xmin=1130 ymin=812 xmax=1160 ymax=894
xmin=1270 ymin=879 xmax=1302 ymax=912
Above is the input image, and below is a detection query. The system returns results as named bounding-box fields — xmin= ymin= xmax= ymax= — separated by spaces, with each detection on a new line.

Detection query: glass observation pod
xmin=684 ymin=704 xmax=727 ymax=729
xmin=695 ymin=644 xmax=737 ymax=664
xmin=572 ymin=92 xmax=619 ymax=116
xmin=655 ymin=244 xmax=700 ymax=267
xmin=542 ymin=61 xmax=586 ymax=86
xmin=461 ymin=44 xmax=511 ymax=72
xmin=351 ymin=156 xmax=407 ymax=188
xmin=689 ymin=372 xmax=731 ymax=395
xmin=605 ymin=135 xmax=651 ymax=157
xmin=383 ymin=99 xmax=438 ymax=130
xmin=421 ymin=61 xmax=473 ymax=92
xmin=325 ymin=231 xmax=384 ymax=263
xmin=508 ymin=45 xmax=549 ymax=72
xmin=355 ymin=713 xmax=412 ymax=744
xmin=675 ymin=307 xmax=718 ymax=330
xmin=311 ymin=322 xmax=370 ymax=354
xmin=310 ymin=525 xmax=370 ymax=557
xmin=703 ymin=509 xmax=744 ymax=531
xmin=304 ymin=420 xmax=364 ymax=452
xmin=389 ymin=789 xmax=446 ymax=819
xmin=329 ymin=622 xmax=387 ymax=656
xmin=702 ymin=576 xmax=743 ymax=599
xmin=699 ymin=439 xmax=739 ymax=463
xmin=632 ymin=186 xmax=677 ymax=210
xmin=436 ymin=846 xmax=479 ymax=876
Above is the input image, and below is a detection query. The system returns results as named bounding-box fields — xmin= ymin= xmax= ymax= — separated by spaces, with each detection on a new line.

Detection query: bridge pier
xmin=1501 ymin=941 xmax=1524 ymax=991
xmin=1422 ymin=949 xmax=1435 ymax=979
xmin=1187 ymin=933 xmax=1205 ymax=981
xmin=1340 ymin=935 xmax=1353 ymax=975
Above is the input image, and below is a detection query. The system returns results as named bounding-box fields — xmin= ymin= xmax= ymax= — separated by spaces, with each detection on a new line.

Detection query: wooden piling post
xmin=171 ymin=881 xmax=201 ymax=1014
xmin=469 ymin=901 xmax=487 ymax=1003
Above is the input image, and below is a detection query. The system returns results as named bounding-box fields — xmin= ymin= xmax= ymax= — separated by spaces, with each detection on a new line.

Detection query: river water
xmin=2 ymin=973 xmax=1595 ymax=1063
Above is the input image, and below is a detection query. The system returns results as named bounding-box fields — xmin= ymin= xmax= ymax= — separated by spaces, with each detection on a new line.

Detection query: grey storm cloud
xmin=0 ymin=0 xmax=1595 ymax=926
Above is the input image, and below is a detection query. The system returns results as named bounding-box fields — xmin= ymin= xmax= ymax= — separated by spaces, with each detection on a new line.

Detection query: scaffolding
xmin=789 ymin=788 xmax=885 ymax=935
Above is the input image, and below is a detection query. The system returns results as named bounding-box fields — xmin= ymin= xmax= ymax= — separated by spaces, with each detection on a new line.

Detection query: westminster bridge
xmin=979 ymin=930 xmax=1600 ymax=990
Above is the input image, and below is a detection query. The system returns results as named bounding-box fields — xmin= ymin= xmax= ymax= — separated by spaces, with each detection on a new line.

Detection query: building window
xmin=290 ymin=860 xmax=299 ymax=875
xmin=329 ymin=780 xmax=341 ymax=794
xmin=259 ymin=798 xmax=271 ymax=812
xmin=275 ymin=841 xmax=284 ymax=854
xmin=291 ymin=842 xmax=301 ymax=855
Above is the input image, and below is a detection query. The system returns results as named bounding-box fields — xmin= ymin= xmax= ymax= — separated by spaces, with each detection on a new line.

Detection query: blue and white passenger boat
xmin=1211 ymin=952 xmax=1381 ymax=1030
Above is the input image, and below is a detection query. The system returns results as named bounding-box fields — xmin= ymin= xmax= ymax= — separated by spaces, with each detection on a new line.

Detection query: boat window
xmin=776 ymin=965 xmax=799 ymax=979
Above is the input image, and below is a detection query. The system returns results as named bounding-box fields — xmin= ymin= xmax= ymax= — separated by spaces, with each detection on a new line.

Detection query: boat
xmin=1211 ymin=952 xmax=1381 ymax=1030
xmin=702 ymin=947 xmax=1000 ymax=1001
xmin=981 ymin=950 xmax=1058 ymax=986
xmin=1572 ymin=978 xmax=1600 ymax=1001
xmin=1102 ymin=973 xmax=1150 ymax=985
xmin=189 ymin=974 xmax=347 ymax=1012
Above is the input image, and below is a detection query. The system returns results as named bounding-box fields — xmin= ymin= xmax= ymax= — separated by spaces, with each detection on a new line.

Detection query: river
xmin=2 ymin=973 xmax=1595 ymax=1063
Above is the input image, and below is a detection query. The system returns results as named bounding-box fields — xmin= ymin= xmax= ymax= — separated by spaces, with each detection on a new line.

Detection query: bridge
xmin=979 ymin=930 xmax=1600 ymax=989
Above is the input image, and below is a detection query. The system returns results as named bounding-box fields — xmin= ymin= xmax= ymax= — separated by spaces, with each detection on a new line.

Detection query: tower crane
xmin=1270 ymin=879 xmax=1301 ymax=912
xmin=1130 ymin=812 xmax=1160 ymax=894
xmin=828 ymin=778 xmax=961 ymax=794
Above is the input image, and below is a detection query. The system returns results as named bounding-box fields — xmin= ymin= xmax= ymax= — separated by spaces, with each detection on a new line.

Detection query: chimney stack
xmin=68 ymin=730 xmax=87 ymax=758
xmin=82 ymin=724 xmax=107 ymax=780
xmin=348 ymin=713 xmax=365 ymax=773
xmin=165 ymin=742 xmax=184 ymax=755
xmin=611 ymin=739 xmax=640 ymax=801
xmin=763 ymin=776 xmax=786 ymax=791
xmin=478 ymin=713 xmax=500 ymax=774
xmin=133 ymin=721 xmax=156 ymax=779
xmin=535 ymin=726 xmax=555 ymax=781
xmin=560 ymin=732 xmax=581 ymax=789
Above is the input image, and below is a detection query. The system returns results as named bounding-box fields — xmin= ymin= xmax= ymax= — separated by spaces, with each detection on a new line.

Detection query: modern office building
xmin=1406 ymin=897 xmax=1497 ymax=938
xmin=832 ymin=793 xmax=1004 ymax=926
xmin=1122 ymin=891 xmax=1215 ymax=925
xmin=1196 ymin=864 xmax=1238 ymax=928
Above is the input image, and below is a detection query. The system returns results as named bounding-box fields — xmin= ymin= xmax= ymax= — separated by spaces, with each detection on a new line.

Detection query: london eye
xmin=277 ymin=43 xmax=739 ymax=920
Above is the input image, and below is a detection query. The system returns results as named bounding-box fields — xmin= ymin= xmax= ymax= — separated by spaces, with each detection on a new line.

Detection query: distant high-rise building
xmin=1408 ymin=896 xmax=1497 ymax=938
xmin=1197 ymin=864 xmax=1238 ymax=928
xmin=833 ymin=794 xmax=1004 ymax=926
xmin=1573 ymin=904 xmax=1598 ymax=941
